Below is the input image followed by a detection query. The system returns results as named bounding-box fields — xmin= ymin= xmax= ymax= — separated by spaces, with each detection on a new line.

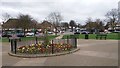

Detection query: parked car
xmin=114 ymin=29 xmax=120 ymax=33
xmin=80 ymin=29 xmax=90 ymax=34
xmin=26 ymin=32 xmax=34 ymax=36
xmin=48 ymin=31 xmax=53 ymax=34
xmin=16 ymin=33 xmax=24 ymax=37
xmin=74 ymin=30 xmax=80 ymax=34
xmin=2 ymin=34 xmax=12 ymax=37
xmin=81 ymin=31 xmax=90 ymax=34
xmin=74 ymin=31 xmax=80 ymax=34
xmin=2 ymin=32 xmax=12 ymax=37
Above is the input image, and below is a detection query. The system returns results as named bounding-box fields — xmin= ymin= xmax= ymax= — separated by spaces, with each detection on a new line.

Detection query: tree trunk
xmin=72 ymin=26 xmax=73 ymax=32
xmin=55 ymin=27 xmax=57 ymax=36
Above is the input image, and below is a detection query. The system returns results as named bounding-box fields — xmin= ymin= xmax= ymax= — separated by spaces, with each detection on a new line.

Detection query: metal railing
xmin=10 ymin=36 xmax=77 ymax=54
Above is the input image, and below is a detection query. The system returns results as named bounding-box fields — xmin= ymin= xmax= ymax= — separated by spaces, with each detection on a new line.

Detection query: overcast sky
xmin=0 ymin=0 xmax=119 ymax=24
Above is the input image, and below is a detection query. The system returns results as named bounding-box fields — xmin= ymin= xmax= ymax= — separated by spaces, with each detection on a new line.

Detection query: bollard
xmin=74 ymin=38 xmax=77 ymax=48
xmin=9 ymin=39 xmax=10 ymax=42
xmin=14 ymin=39 xmax=17 ymax=54
xmin=52 ymin=40 xmax=54 ymax=54
xmin=10 ymin=39 xmax=14 ymax=52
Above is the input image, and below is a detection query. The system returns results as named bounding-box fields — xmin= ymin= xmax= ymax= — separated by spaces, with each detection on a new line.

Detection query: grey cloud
xmin=0 ymin=0 xmax=119 ymax=24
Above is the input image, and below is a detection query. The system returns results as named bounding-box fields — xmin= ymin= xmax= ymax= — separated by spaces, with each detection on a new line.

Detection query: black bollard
xmin=9 ymin=39 xmax=10 ymax=42
xmin=52 ymin=40 xmax=54 ymax=54
xmin=10 ymin=39 xmax=14 ymax=52
xmin=14 ymin=39 xmax=17 ymax=54
xmin=74 ymin=38 xmax=77 ymax=48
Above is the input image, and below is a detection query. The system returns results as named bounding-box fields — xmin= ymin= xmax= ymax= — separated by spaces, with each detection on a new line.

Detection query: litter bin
xmin=85 ymin=34 xmax=89 ymax=39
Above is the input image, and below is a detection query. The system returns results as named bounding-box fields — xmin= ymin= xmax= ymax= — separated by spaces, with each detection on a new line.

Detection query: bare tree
xmin=46 ymin=12 xmax=63 ymax=35
xmin=2 ymin=13 xmax=11 ymax=23
xmin=105 ymin=9 xmax=118 ymax=30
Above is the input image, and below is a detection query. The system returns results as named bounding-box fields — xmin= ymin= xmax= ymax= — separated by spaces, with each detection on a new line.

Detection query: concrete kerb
xmin=8 ymin=48 xmax=80 ymax=58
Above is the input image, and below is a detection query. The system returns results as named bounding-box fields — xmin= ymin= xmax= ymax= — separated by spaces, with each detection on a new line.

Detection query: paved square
xmin=1 ymin=39 xmax=118 ymax=66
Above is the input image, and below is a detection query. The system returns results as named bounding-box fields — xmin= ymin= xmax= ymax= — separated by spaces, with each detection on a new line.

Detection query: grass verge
xmin=1 ymin=35 xmax=58 ymax=42
xmin=62 ymin=33 xmax=120 ymax=40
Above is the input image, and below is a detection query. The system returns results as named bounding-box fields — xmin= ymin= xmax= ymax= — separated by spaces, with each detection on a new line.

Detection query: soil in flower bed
xmin=17 ymin=42 xmax=74 ymax=54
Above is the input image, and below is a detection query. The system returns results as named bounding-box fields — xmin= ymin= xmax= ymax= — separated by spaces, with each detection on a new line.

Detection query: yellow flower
xmin=38 ymin=48 xmax=40 ymax=50
xmin=65 ymin=48 xmax=67 ymax=50
xmin=32 ymin=44 xmax=34 ymax=46
xmin=22 ymin=47 xmax=25 ymax=50
xmin=38 ymin=44 xmax=41 ymax=46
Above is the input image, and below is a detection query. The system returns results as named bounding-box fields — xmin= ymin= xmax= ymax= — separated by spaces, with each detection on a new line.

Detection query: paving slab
xmin=1 ymin=39 xmax=118 ymax=66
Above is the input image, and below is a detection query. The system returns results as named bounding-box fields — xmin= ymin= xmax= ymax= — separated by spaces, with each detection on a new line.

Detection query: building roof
xmin=2 ymin=18 xmax=37 ymax=29
xmin=37 ymin=21 xmax=53 ymax=29
xmin=2 ymin=19 xmax=19 ymax=28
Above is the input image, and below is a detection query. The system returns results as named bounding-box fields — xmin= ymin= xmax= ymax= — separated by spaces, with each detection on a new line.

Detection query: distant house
xmin=2 ymin=19 xmax=55 ymax=33
xmin=2 ymin=19 xmax=19 ymax=29
xmin=2 ymin=18 xmax=36 ymax=30
xmin=37 ymin=21 xmax=54 ymax=31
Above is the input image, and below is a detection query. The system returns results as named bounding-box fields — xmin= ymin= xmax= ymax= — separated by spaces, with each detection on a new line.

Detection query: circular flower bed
xmin=17 ymin=42 xmax=74 ymax=54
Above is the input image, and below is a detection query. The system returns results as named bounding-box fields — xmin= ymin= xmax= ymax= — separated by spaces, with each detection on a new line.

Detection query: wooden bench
xmin=96 ymin=34 xmax=107 ymax=40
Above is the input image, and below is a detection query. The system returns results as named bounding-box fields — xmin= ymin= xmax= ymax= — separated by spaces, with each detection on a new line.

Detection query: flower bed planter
xmin=8 ymin=29 xmax=79 ymax=58
xmin=8 ymin=48 xmax=80 ymax=58
xmin=8 ymin=41 xmax=80 ymax=58
xmin=17 ymin=42 xmax=74 ymax=54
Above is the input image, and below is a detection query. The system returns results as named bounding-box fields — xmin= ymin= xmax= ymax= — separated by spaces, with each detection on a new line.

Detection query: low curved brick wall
xmin=8 ymin=48 xmax=80 ymax=58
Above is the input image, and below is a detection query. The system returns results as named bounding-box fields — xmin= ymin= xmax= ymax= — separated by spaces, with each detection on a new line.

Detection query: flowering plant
xmin=17 ymin=42 xmax=73 ymax=54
